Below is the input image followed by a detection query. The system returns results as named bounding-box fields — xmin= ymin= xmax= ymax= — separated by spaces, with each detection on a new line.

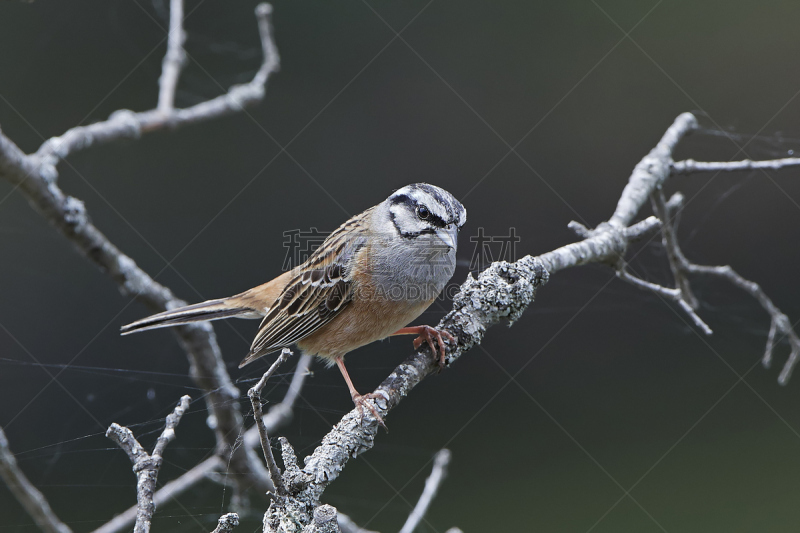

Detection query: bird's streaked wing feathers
xmin=239 ymin=209 xmax=371 ymax=367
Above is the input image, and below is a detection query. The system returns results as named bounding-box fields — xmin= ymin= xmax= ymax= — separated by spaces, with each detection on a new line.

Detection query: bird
xmin=121 ymin=183 xmax=466 ymax=426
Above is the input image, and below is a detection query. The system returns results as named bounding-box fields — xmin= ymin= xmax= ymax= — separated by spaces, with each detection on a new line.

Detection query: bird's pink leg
xmin=335 ymin=358 xmax=387 ymax=430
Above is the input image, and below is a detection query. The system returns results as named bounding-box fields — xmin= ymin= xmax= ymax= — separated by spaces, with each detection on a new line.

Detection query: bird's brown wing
xmin=238 ymin=208 xmax=372 ymax=367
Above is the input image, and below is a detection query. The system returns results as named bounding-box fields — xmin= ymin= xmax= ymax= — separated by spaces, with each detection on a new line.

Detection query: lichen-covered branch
xmin=0 ymin=2 xmax=280 ymax=509
xmin=106 ymin=396 xmax=191 ymax=533
xmin=2 ymin=4 xmax=799 ymax=525
xmin=0 ymin=426 xmax=72 ymax=533
xmin=261 ymin=112 xmax=800 ymax=531
xmin=211 ymin=513 xmax=240 ymax=533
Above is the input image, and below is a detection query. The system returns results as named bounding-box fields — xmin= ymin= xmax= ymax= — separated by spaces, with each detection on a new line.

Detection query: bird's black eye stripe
xmin=416 ymin=204 xmax=450 ymax=228
xmin=390 ymin=193 xmax=415 ymax=210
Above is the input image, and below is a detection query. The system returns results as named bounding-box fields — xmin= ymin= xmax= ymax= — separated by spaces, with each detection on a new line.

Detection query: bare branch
xmin=671 ymin=157 xmax=800 ymax=174
xmin=567 ymin=220 xmax=591 ymax=238
xmin=609 ymin=112 xmax=698 ymax=228
xmin=651 ymin=190 xmax=698 ymax=309
xmin=157 ymin=0 xmax=187 ymax=112
xmin=92 ymin=354 xmax=311 ymax=533
xmin=0 ymin=3 xmax=280 ymax=506
xmin=615 ymin=267 xmax=712 ymax=335
xmin=398 ymin=449 xmax=452 ymax=533
xmin=623 ymin=215 xmax=662 ymax=242
xmin=249 ymin=348 xmax=294 ymax=496
xmin=211 ymin=513 xmax=240 ymax=533
xmin=0 ymin=426 xmax=72 ymax=533
xmin=35 ymin=3 xmax=279 ymax=166
xmin=106 ymin=395 xmax=191 ymax=533
xmin=685 ymin=263 xmax=800 ymax=384
xmin=647 ymin=186 xmax=800 ymax=382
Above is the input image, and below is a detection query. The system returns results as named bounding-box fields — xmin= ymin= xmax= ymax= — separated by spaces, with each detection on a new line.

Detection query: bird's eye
xmin=417 ymin=206 xmax=430 ymax=220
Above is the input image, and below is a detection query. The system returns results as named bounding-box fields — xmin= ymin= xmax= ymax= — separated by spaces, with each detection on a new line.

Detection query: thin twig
xmin=685 ymin=263 xmax=800 ymax=384
xmin=248 ymin=348 xmax=294 ymax=496
xmin=651 ymin=189 xmax=698 ymax=309
xmin=157 ymin=0 xmax=187 ymax=112
xmin=399 ymin=449 xmax=452 ymax=533
xmin=615 ymin=267 xmax=712 ymax=335
xmin=671 ymin=157 xmax=800 ymax=174
xmin=245 ymin=353 xmax=313 ymax=448
xmin=650 ymin=186 xmax=800 ymax=382
xmin=0 ymin=426 xmax=72 ymax=533
xmin=106 ymin=395 xmax=191 ymax=533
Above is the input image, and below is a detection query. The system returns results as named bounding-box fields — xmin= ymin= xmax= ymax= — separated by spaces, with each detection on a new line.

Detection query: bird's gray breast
xmin=368 ymin=233 xmax=456 ymax=304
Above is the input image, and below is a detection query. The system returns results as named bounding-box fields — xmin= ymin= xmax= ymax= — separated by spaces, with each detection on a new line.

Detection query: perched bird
xmin=121 ymin=183 xmax=466 ymax=426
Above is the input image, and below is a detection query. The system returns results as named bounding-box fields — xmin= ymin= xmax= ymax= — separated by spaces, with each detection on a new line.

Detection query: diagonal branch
xmin=398 ymin=449 xmax=452 ymax=533
xmin=260 ymin=112 xmax=800 ymax=530
xmin=248 ymin=349 xmax=294 ymax=497
xmin=0 ymin=426 xmax=72 ymax=533
xmin=615 ymin=266 xmax=712 ymax=335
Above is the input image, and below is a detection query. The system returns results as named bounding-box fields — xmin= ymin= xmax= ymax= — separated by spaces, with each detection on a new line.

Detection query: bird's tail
xmin=120 ymin=297 xmax=262 ymax=335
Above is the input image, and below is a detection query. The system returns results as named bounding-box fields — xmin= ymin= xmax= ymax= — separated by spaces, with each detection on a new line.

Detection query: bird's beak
xmin=435 ymin=224 xmax=458 ymax=250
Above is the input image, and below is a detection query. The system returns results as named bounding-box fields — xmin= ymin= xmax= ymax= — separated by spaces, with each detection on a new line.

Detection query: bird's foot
xmin=352 ymin=392 xmax=388 ymax=432
xmin=403 ymin=325 xmax=456 ymax=372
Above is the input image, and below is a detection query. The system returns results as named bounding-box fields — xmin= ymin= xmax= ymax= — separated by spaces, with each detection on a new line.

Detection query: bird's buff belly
xmin=297 ymin=295 xmax=435 ymax=361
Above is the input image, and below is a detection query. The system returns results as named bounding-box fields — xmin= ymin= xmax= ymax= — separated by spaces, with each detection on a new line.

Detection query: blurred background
xmin=3 ymin=0 xmax=800 ymax=531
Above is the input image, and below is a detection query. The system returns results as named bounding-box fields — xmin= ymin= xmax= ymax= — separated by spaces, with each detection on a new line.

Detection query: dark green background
xmin=2 ymin=1 xmax=800 ymax=531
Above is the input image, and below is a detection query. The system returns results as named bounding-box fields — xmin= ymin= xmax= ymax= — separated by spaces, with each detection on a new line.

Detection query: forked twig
xmin=106 ymin=396 xmax=191 ymax=533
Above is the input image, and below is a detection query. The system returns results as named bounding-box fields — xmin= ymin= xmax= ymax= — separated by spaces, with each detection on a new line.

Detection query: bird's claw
xmin=352 ymin=393 xmax=388 ymax=432
xmin=411 ymin=326 xmax=456 ymax=372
